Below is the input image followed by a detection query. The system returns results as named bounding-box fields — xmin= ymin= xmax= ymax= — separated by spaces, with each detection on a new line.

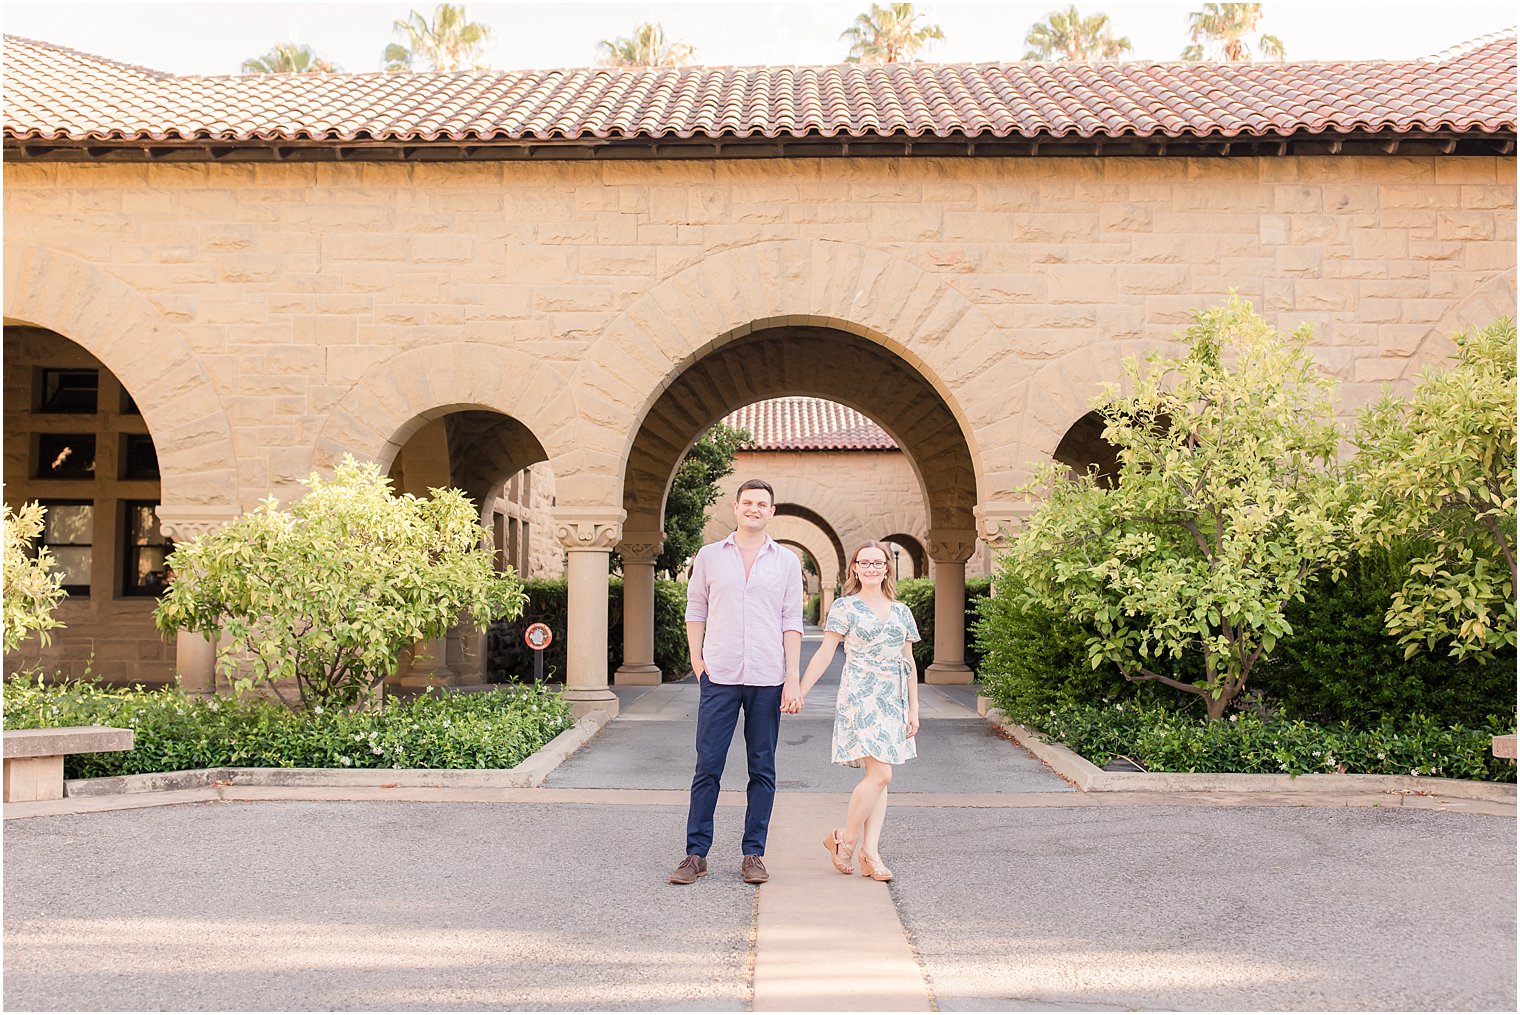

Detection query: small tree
xmin=1003 ymin=297 xmax=1353 ymax=720
xmin=1354 ymin=318 xmax=1517 ymax=660
xmin=2 ymin=500 xmax=67 ymax=652
xmin=154 ymin=457 xmax=525 ymax=710
xmin=240 ymin=42 xmax=337 ymax=74
xmin=840 ymin=3 xmax=945 ymax=64
xmin=595 ymin=22 xmax=697 ymax=67
xmin=383 ymin=3 xmax=493 ymax=72
xmin=657 ymin=424 xmax=750 ymax=577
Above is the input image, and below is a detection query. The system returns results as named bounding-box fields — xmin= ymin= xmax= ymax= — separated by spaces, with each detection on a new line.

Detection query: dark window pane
xmin=40 ymin=369 xmax=98 ymax=413
xmin=121 ymin=390 xmax=141 ymax=415
xmin=42 ymin=503 xmax=92 ymax=544
xmin=36 ymin=434 xmax=96 ymax=479
xmin=123 ymin=502 xmax=174 ymax=597
xmin=49 ymin=546 xmax=93 ymax=587
xmin=122 ymin=435 xmax=159 ymax=480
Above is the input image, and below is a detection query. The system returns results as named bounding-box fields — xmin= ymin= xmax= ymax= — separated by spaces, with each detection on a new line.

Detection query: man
xmin=670 ymin=478 xmax=804 ymax=886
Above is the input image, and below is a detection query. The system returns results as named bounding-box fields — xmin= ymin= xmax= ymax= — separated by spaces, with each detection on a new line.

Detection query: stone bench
xmin=1493 ymin=735 xmax=1517 ymax=760
xmin=3 ymin=727 xmax=134 ymax=803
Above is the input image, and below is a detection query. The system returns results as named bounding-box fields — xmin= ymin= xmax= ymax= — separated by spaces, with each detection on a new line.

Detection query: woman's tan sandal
xmin=823 ymin=828 xmax=855 ymax=875
xmin=859 ymin=853 xmax=893 ymax=881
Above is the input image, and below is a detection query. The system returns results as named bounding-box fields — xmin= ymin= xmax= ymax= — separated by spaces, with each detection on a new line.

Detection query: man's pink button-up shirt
xmin=685 ymin=533 xmax=805 ymax=686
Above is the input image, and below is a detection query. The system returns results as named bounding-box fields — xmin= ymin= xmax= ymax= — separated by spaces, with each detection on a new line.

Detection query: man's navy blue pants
xmin=685 ymin=676 xmax=783 ymax=858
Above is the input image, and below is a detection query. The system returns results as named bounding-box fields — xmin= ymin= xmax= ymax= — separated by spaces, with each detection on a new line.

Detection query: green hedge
xmin=1256 ymin=551 xmax=1518 ymax=728
xmin=975 ymin=548 xmax=1516 ymax=730
xmin=896 ymin=576 xmax=994 ymax=674
xmin=489 ymin=577 xmax=691 ymax=682
xmin=985 ymin=696 xmax=1515 ymax=783
xmin=1 ymin=673 xmax=574 ymax=778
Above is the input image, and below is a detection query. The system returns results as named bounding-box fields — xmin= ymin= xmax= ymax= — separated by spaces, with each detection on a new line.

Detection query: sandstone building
xmin=2 ymin=32 xmax=1515 ymax=710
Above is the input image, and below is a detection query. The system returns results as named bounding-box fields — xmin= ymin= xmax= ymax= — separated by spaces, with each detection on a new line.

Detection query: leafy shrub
xmin=897 ymin=577 xmax=993 ymax=674
xmin=489 ymin=578 xmax=691 ymax=682
xmin=991 ymin=696 xmax=1515 ymax=783
xmin=805 ymin=594 xmax=821 ymax=626
xmin=2 ymin=501 xmax=66 ymax=651
xmin=1255 ymin=548 xmax=1517 ymax=727
xmin=155 ymin=457 xmax=525 ymax=710
xmin=975 ymin=592 xmax=1178 ymax=717
xmin=1 ymin=671 xmax=573 ymax=778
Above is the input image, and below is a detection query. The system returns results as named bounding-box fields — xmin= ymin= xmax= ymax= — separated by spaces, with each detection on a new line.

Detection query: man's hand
xmin=691 ymin=658 xmax=706 ymax=681
xmin=781 ymin=676 xmax=802 ymax=714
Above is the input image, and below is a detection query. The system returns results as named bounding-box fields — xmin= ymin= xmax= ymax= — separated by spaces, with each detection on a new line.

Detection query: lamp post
xmin=892 ymin=544 xmax=901 ymax=580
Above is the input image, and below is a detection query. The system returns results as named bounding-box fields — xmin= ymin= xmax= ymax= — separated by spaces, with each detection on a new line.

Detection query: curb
xmin=987 ymin=708 xmax=1520 ymax=804
xmin=54 ymin=709 xmax=612 ymax=800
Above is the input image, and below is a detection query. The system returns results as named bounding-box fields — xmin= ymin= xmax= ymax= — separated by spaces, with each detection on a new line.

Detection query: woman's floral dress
xmin=825 ymin=595 xmax=921 ymax=768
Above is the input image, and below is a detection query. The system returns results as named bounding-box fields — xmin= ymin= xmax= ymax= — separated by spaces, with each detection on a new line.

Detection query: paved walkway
xmin=4 ymin=629 xmax=1516 ymax=1011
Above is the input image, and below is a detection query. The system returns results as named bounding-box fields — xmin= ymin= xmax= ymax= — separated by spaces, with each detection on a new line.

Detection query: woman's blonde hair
xmin=841 ymin=541 xmax=897 ymax=600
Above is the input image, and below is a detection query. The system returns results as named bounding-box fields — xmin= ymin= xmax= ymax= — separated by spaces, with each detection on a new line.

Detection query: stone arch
xmin=878 ymin=533 xmax=928 ymax=578
xmin=708 ymin=473 xmax=876 ymax=557
xmin=769 ymin=514 xmax=843 ymax=597
xmin=1410 ymin=270 xmax=1518 ymax=371
xmin=569 ymin=239 xmax=1025 ymax=511
xmin=3 ymin=243 xmax=239 ymax=520
xmin=619 ymin=325 xmax=980 ymax=543
xmin=313 ymin=343 xmax=580 ymax=479
xmin=1053 ymin=409 xmax=1121 ymax=488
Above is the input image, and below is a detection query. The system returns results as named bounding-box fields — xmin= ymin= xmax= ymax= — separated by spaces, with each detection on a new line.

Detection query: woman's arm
xmin=796 ymin=632 xmax=844 ymax=699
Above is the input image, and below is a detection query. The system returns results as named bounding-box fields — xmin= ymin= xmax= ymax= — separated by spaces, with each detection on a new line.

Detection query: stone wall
xmin=3 ymin=154 xmax=1515 ymax=682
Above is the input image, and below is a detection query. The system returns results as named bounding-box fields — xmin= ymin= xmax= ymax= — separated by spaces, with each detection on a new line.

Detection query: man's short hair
xmin=735 ymin=478 xmax=775 ymax=504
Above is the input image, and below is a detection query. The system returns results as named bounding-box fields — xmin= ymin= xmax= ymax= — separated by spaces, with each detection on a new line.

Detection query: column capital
xmin=157 ymin=506 xmax=241 ymax=543
xmin=973 ymin=503 xmax=1032 ymax=548
xmin=554 ymin=508 xmax=626 ymax=551
xmin=617 ymin=529 xmax=665 ymax=566
xmin=927 ymin=529 xmax=978 ymax=563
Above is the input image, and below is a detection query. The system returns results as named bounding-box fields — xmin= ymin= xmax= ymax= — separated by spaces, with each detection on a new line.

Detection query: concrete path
xmin=4 ymin=629 xmax=1517 ymax=1011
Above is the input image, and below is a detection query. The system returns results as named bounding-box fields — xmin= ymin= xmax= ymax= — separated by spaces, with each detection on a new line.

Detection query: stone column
xmin=557 ymin=510 xmax=625 ymax=717
xmin=614 ymin=534 xmax=664 ymax=686
xmin=157 ymin=507 xmax=240 ymax=698
xmin=924 ymin=530 xmax=977 ymax=685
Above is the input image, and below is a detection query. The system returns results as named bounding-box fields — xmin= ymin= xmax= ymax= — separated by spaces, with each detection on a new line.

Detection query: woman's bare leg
xmin=841 ymin=758 xmax=892 ymax=855
xmin=863 ymin=785 xmax=889 ymax=860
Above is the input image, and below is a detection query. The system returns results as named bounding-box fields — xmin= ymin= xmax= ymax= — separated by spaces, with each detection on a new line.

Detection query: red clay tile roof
xmin=725 ymin=399 xmax=898 ymax=452
xmin=3 ymin=31 xmax=1515 ymax=145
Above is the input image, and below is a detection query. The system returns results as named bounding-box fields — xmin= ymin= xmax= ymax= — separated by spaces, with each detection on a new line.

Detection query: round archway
xmin=616 ymin=321 xmax=981 ymax=687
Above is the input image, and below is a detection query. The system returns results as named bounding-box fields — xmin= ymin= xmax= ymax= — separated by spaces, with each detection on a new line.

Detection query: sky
xmin=1 ymin=0 xmax=1515 ymax=75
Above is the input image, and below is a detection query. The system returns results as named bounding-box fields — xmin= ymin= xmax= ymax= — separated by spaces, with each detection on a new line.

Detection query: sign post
xmin=523 ymin=623 xmax=553 ymax=683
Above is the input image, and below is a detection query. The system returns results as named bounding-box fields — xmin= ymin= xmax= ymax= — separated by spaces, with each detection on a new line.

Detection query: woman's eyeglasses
xmin=855 ymin=561 xmax=889 ymax=570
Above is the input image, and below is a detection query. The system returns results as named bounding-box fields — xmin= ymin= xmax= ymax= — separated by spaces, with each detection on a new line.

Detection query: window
xmin=37 ymin=501 xmax=93 ymax=596
xmin=520 ymin=521 xmax=531 ymax=573
xmin=121 ymin=390 xmax=141 ymax=415
xmin=38 ymin=368 xmax=98 ymax=413
xmin=122 ymin=502 xmax=173 ymax=597
xmin=521 ymin=469 xmax=532 ymax=505
xmin=492 ymin=512 xmax=506 ymax=572
xmin=35 ymin=434 xmax=96 ymax=479
xmin=508 ymin=518 xmax=520 ymax=574
xmin=121 ymin=434 xmax=159 ymax=480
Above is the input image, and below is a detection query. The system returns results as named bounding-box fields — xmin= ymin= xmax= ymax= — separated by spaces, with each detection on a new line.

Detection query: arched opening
xmin=2 ymin=326 xmax=173 ymax=684
xmin=615 ymin=323 xmax=981 ymax=687
xmin=1054 ymin=410 xmax=1121 ymax=489
xmin=385 ymin=408 xmax=557 ymax=689
xmin=879 ymin=533 xmax=928 ymax=580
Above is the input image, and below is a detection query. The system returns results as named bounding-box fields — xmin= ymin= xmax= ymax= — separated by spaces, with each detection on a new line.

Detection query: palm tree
xmin=383 ymin=4 xmax=493 ymax=73
xmin=240 ymin=42 xmax=336 ymax=74
xmin=839 ymin=3 xmax=945 ymax=65
xmin=1181 ymin=3 xmax=1286 ymax=61
xmin=1023 ymin=5 xmax=1133 ymax=61
xmin=595 ymin=22 xmax=697 ymax=68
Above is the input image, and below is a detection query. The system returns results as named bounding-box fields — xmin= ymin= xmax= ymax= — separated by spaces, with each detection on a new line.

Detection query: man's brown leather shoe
xmin=670 ymin=854 xmax=708 ymax=884
xmin=741 ymin=855 xmax=769 ymax=884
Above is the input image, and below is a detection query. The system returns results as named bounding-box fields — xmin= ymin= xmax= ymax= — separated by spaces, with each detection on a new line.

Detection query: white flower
xmin=1312 ymin=750 xmax=1321 ymax=757
xmin=371 ymin=746 xmax=383 ymax=755
xmin=313 ymin=705 xmax=323 ymax=715
xmin=1376 ymin=752 xmax=1386 ymax=760
xmin=339 ymin=756 xmax=352 ymax=766
xmin=1410 ymin=769 xmax=1420 ymax=776
xmin=1228 ymin=714 xmax=1238 ymax=722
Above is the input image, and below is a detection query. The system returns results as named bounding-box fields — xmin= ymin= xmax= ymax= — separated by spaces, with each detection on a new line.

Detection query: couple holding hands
xmin=670 ymin=478 xmax=921 ymax=888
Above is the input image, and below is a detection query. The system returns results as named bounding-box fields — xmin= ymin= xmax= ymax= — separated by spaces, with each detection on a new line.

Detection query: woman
xmin=786 ymin=541 xmax=920 ymax=881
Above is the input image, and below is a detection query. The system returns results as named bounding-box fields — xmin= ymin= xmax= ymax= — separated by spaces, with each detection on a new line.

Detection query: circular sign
xmin=524 ymin=623 xmax=553 ymax=650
